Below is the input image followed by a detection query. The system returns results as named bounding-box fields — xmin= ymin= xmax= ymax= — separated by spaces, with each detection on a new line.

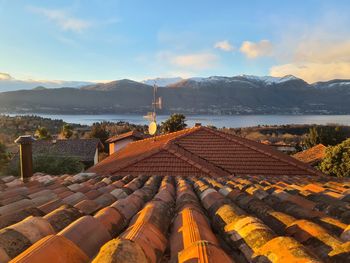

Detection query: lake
xmin=6 ymin=113 xmax=350 ymax=128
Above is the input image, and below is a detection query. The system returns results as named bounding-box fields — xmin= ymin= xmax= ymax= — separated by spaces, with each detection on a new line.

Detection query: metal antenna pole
xmin=153 ymin=82 xmax=157 ymax=141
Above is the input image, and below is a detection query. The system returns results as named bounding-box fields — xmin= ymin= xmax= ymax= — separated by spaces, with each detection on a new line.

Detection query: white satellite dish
xmin=148 ymin=121 xmax=157 ymax=135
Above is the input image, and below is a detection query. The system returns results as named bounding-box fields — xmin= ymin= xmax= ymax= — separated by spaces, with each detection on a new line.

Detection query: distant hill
xmin=0 ymin=73 xmax=92 ymax=92
xmin=1 ymin=75 xmax=350 ymax=115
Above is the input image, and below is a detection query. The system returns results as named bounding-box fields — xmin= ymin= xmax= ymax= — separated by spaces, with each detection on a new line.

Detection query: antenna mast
xmin=144 ymin=81 xmax=162 ymax=140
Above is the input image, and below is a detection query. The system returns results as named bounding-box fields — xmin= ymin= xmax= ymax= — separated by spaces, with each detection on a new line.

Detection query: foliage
xmin=10 ymin=155 xmax=84 ymax=176
xmin=161 ymin=114 xmax=187 ymax=134
xmin=0 ymin=114 xmax=87 ymax=145
xmin=304 ymin=126 xmax=346 ymax=148
xmin=0 ymin=141 xmax=10 ymax=175
xmin=319 ymin=138 xmax=350 ymax=177
xmin=61 ymin=124 xmax=73 ymax=139
xmin=90 ymin=123 xmax=110 ymax=143
xmin=35 ymin=127 xmax=52 ymax=140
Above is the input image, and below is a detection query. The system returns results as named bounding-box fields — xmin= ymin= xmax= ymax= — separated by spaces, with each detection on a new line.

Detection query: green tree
xmin=35 ymin=127 xmax=51 ymax=140
xmin=319 ymin=138 xmax=350 ymax=177
xmin=161 ymin=114 xmax=187 ymax=134
xmin=304 ymin=126 xmax=346 ymax=148
xmin=0 ymin=142 xmax=10 ymax=175
xmin=33 ymin=155 xmax=84 ymax=175
xmin=61 ymin=124 xmax=73 ymax=139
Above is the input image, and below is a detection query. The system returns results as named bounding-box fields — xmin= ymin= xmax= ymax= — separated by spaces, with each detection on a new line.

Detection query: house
xmin=1 ymin=126 xmax=350 ymax=262
xmin=13 ymin=138 xmax=103 ymax=168
xmin=90 ymin=126 xmax=321 ymax=177
xmin=106 ymin=130 xmax=148 ymax=155
xmin=293 ymin=144 xmax=327 ymax=166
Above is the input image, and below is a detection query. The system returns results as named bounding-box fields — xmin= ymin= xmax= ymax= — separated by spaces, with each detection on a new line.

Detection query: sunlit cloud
xmin=214 ymin=40 xmax=235 ymax=52
xmin=270 ymin=30 xmax=350 ymax=82
xmin=240 ymin=40 xmax=273 ymax=58
xmin=0 ymin=72 xmax=12 ymax=80
xmin=29 ymin=6 xmax=91 ymax=32
xmin=270 ymin=62 xmax=350 ymax=83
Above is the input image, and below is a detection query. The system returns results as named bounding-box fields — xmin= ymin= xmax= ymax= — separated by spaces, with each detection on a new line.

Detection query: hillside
xmin=0 ymin=75 xmax=350 ymax=114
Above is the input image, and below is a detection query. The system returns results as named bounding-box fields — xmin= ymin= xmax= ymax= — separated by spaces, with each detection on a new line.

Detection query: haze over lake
xmin=6 ymin=114 xmax=350 ymax=128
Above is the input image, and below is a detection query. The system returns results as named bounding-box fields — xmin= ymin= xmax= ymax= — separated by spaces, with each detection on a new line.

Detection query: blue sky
xmin=1 ymin=0 xmax=350 ymax=83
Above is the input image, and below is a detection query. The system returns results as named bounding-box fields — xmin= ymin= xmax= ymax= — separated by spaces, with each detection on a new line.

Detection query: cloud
xmin=269 ymin=32 xmax=350 ymax=82
xmin=270 ymin=62 xmax=350 ymax=83
xmin=214 ymin=40 xmax=235 ymax=52
xmin=0 ymin=72 xmax=12 ymax=80
xmin=168 ymin=53 xmax=218 ymax=70
xmin=240 ymin=40 xmax=273 ymax=58
xmin=29 ymin=7 xmax=91 ymax=32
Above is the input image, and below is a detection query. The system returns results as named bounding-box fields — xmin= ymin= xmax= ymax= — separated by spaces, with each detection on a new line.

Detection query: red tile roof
xmin=293 ymin=144 xmax=327 ymax=165
xmin=90 ymin=126 xmax=321 ymax=177
xmin=1 ymin=173 xmax=350 ymax=262
xmin=106 ymin=130 xmax=148 ymax=143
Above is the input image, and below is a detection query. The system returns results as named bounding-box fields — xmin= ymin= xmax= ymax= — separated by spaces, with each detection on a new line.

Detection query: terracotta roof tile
xmin=0 ymin=172 xmax=349 ymax=262
xmin=90 ymin=127 xmax=320 ymax=177
xmin=293 ymin=144 xmax=327 ymax=165
xmin=106 ymin=130 xmax=149 ymax=143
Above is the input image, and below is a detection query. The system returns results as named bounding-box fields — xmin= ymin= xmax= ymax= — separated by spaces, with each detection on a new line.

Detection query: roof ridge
xmin=201 ymin=127 xmax=321 ymax=176
xmin=126 ymin=126 xmax=201 ymax=146
xmin=164 ymin=143 xmax=231 ymax=177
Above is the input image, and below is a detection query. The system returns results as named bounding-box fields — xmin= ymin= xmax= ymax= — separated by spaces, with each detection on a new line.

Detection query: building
xmin=90 ymin=126 xmax=320 ymax=177
xmin=293 ymin=144 xmax=327 ymax=166
xmin=106 ymin=130 xmax=148 ymax=155
xmin=0 ymin=127 xmax=349 ymax=262
xmin=13 ymin=138 xmax=103 ymax=168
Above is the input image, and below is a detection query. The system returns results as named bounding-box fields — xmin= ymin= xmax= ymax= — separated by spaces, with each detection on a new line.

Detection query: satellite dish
xmin=148 ymin=121 xmax=157 ymax=135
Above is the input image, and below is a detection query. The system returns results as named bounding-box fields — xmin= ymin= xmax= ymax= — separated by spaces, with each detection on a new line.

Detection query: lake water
xmin=6 ymin=113 xmax=350 ymax=128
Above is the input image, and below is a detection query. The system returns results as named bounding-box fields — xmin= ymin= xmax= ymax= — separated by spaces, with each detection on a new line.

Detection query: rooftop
xmin=14 ymin=138 xmax=102 ymax=163
xmin=106 ymin=130 xmax=148 ymax=144
xmin=293 ymin=144 xmax=327 ymax=165
xmin=90 ymin=126 xmax=321 ymax=177
xmin=0 ymin=172 xmax=349 ymax=262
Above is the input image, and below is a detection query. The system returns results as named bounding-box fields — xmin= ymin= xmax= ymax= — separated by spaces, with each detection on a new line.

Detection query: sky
xmin=1 ymin=0 xmax=350 ymax=83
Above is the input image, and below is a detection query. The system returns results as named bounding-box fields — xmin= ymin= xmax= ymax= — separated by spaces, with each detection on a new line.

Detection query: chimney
xmin=15 ymin=135 xmax=36 ymax=182
xmin=195 ymin=123 xmax=202 ymax=127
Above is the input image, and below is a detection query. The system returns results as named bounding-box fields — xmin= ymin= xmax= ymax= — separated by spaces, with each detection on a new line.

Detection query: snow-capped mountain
xmin=0 ymin=73 xmax=93 ymax=92
xmin=167 ymin=75 xmax=305 ymax=88
xmin=238 ymin=74 xmax=300 ymax=85
xmin=142 ymin=77 xmax=183 ymax=87
xmin=312 ymin=79 xmax=350 ymax=89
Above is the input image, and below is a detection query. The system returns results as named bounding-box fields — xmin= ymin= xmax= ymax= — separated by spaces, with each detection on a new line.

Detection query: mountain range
xmin=0 ymin=75 xmax=350 ymax=115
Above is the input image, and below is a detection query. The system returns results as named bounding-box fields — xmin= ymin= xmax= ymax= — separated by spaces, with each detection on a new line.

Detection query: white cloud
xmin=214 ymin=40 xmax=235 ymax=52
xmin=0 ymin=72 xmax=12 ymax=80
xmin=240 ymin=40 xmax=273 ymax=58
xmin=29 ymin=7 xmax=91 ymax=32
xmin=168 ymin=53 xmax=218 ymax=70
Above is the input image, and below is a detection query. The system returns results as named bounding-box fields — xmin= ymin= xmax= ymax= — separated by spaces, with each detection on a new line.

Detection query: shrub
xmin=304 ymin=126 xmax=346 ymax=148
xmin=9 ymin=155 xmax=84 ymax=176
xmin=319 ymin=138 xmax=350 ymax=177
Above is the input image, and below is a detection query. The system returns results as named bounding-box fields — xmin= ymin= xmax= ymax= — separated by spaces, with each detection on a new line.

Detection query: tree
xmin=161 ymin=114 xmax=187 ymax=134
xmin=0 ymin=142 xmax=10 ymax=175
xmin=35 ymin=127 xmax=51 ymax=140
xmin=90 ymin=123 xmax=109 ymax=143
xmin=61 ymin=124 xmax=73 ymax=139
xmin=319 ymin=138 xmax=350 ymax=177
xmin=304 ymin=126 xmax=346 ymax=148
